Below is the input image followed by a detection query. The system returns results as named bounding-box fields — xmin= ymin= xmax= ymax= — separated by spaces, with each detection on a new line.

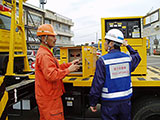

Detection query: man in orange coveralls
xmin=35 ymin=24 xmax=80 ymax=120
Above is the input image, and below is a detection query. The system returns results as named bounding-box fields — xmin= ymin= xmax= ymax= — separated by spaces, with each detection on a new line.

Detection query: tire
xmin=132 ymin=97 xmax=160 ymax=120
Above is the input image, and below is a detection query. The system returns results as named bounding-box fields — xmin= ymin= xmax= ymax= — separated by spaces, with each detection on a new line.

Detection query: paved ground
xmin=147 ymin=55 xmax=160 ymax=67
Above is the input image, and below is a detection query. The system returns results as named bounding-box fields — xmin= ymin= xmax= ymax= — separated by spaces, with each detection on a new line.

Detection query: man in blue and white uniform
xmin=89 ymin=29 xmax=141 ymax=120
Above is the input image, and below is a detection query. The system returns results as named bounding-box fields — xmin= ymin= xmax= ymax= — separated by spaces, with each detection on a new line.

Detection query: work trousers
xmin=37 ymin=97 xmax=64 ymax=120
xmin=101 ymin=99 xmax=131 ymax=120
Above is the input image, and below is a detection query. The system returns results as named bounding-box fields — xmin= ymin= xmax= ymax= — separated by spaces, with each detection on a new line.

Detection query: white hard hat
xmin=105 ymin=29 xmax=124 ymax=44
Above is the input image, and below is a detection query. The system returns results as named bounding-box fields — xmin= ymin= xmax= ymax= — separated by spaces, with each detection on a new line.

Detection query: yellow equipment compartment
xmin=0 ymin=11 xmax=23 ymax=52
xmin=101 ymin=17 xmax=147 ymax=75
xmin=60 ymin=46 xmax=97 ymax=78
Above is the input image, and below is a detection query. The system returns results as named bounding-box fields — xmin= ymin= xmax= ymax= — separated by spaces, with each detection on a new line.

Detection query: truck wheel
xmin=132 ymin=97 xmax=160 ymax=120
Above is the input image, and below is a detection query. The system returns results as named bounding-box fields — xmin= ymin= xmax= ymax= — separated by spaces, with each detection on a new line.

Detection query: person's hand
xmin=90 ymin=106 xmax=97 ymax=112
xmin=68 ymin=64 xmax=80 ymax=73
xmin=123 ymin=40 xmax=128 ymax=46
xmin=72 ymin=58 xmax=81 ymax=65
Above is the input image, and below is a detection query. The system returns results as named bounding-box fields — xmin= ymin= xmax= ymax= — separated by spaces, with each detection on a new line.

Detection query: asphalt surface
xmin=8 ymin=55 xmax=160 ymax=120
xmin=147 ymin=55 xmax=160 ymax=67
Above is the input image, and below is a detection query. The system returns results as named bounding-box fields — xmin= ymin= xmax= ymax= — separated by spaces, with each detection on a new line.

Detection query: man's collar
xmin=40 ymin=43 xmax=53 ymax=54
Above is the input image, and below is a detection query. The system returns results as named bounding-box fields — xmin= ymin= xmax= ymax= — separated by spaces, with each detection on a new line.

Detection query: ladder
xmin=3 ymin=0 xmax=31 ymax=75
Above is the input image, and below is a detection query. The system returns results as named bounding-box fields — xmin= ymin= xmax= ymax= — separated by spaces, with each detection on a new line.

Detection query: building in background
xmin=18 ymin=2 xmax=74 ymax=50
xmin=23 ymin=2 xmax=45 ymax=50
xmin=45 ymin=9 xmax=74 ymax=47
xmin=143 ymin=8 xmax=160 ymax=55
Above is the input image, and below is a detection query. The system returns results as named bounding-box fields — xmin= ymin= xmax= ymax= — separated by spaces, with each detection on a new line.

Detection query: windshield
xmin=0 ymin=14 xmax=11 ymax=30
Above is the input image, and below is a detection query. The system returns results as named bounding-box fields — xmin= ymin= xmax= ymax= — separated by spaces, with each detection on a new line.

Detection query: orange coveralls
xmin=35 ymin=45 xmax=71 ymax=120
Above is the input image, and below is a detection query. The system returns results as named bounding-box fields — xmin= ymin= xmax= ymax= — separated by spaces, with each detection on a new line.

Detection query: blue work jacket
xmin=89 ymin=45 xmax=141 ymax=107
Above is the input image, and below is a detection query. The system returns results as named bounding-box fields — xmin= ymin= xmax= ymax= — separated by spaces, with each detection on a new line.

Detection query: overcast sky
xmin=27 ymin=0 xmax=160 ymax=45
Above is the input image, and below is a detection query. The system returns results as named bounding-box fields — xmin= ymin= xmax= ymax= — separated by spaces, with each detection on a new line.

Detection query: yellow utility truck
xmin=62 ymin=16 xmax=160 ymax=120
xmin=0 ymin=0 xmax=35 ymax=120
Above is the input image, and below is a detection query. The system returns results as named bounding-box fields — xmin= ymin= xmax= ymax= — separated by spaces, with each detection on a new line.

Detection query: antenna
xmin=39 ymin=0 xmax=47 ymax=9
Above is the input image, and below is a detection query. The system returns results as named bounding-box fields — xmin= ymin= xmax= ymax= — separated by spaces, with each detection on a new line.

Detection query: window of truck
xmin=0 ymin=14 xmax=11 ymax=30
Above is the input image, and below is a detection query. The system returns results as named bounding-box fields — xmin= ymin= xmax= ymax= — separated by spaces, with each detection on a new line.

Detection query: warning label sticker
xmin=109 ymin=63 xmax=129 ymax=79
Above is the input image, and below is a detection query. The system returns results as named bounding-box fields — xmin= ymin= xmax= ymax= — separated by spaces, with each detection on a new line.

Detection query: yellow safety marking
xmin=148 ymin=66 xmax=160 ymax=73
xmin=0 ymin=91 xmax=8 ymax=118
xmin=147 ymin=70 xmax=158 ymax=76
xmin=147 ymin=68 xmax=160 ymax=78
xmin=132 ymin=66 xmax=160 ymax=86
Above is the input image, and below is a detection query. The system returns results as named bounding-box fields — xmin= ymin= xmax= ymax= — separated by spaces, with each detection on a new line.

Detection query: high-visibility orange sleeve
xmin=59 ymin=62 xmax=72 ymax=70
xmin=38 ymin=54 xmax=70 ymax=82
